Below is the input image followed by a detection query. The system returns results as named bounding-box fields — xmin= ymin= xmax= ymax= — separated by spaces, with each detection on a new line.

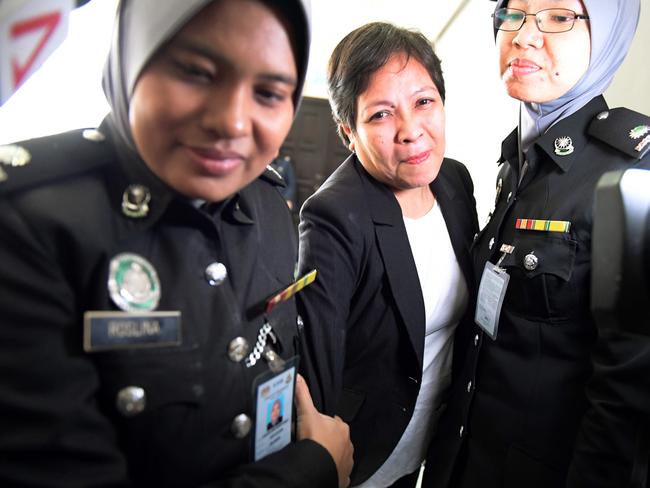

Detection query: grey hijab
xmin=494 ymin=0 xmax=641 ymax=148
xmin=102 ymin=0 xmax=311 ymax=153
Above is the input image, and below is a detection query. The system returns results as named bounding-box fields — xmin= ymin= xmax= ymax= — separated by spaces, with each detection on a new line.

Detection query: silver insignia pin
xmin=629 ymin=125 xmax=650 ymax=140
xmin=554 ymin=136 xmax=574 ymax=156
xmin=121 ymin=184 xmax=151 ymax=218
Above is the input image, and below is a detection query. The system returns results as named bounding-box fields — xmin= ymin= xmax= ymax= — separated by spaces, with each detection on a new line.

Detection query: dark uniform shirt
xmin=425 ymin=95 xmax=650 ymax=488
xmin=0 ymin=120 xmax=336 ymax=487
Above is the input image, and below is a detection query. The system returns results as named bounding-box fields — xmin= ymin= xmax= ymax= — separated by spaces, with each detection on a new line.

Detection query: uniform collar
xmin=100 ymin=117 xmax=255 ymax=228
xmin=499 ymin=96 xmax=609 ymax=173
xmin=535 ymin=96 xmax=608 ymax=172
xmin=101 ymin=117 xmax=175 ymax=228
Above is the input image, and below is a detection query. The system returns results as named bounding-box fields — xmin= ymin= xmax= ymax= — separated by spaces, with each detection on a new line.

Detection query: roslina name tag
xmin=83 ymin=310 xmax=181 ymax=352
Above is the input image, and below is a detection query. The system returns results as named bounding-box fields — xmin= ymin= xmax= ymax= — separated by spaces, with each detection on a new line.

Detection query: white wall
xmin=0 ymin=0 xmax=648 ymax=223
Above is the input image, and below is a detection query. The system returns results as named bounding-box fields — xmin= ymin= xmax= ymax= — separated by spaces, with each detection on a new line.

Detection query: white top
xmin=356 ymin=200 xmax=468 ymax=487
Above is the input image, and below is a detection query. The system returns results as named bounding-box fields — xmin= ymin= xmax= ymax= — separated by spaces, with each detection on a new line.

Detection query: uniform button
xmin=0 ymin=144 xmax=31 ymax=167
xmin=205 ymin=262 xmax=227 ymax=286
xmin=474 ymin=334 xmax=480 ymax=346
xmin=467 ymin=381 xmax=473 ymax=393
xmin=228 ymin=337 xmax=250 ymax=362
xmin=473 ymin=233 xmax=478 ymax=242
xmin=523 ymin=253 xmax=539 ymax=271
xmin=489 ymin=237 xmax=495 ymax=250
xmin=296 ymin=314 xmax=304 ymax=329
xmin=82 ymin=128 xmax=106 ymax=142
xmin=116 ymin=386 xmax=146 ymax=417
xmin=596 ymin=111 xmax=609 ymax=120
xmin=507 ymin=191 xmax=513 ymax=202
xmin=231 ymin=414 xmax=252 ymax=439
xmin=459 ymin=425 xmax=465 ymax=437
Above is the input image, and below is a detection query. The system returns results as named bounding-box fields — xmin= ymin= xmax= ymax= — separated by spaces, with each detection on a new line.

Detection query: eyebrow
xmin=361 ymin=85 xmax=438 ymax=114
xmin=173 ymin=39 xmax=298 ymax=86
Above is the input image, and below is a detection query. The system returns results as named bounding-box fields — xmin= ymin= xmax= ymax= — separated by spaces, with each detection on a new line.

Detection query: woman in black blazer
xmin=297 ymin=22 xmax=478 ymax=487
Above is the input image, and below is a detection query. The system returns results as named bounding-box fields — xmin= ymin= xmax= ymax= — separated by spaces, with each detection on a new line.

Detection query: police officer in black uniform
xmin=424 ymin=1 xmax=650 ymax=487
xmin=0 ymin=0 xmax=353 ymax=486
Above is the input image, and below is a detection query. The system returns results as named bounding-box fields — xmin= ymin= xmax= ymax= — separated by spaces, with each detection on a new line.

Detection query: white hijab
xmin=102 ymin=0 xmax=311 ymax=153
xmin=494 ymin=0 xmax=641 ymax=148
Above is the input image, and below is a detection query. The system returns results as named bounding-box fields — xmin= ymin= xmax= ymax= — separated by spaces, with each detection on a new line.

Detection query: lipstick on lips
xmin=403 ymin=150 xmax=431 ymax=165
xmin=509 ymin=58 xmax=541 ymax=77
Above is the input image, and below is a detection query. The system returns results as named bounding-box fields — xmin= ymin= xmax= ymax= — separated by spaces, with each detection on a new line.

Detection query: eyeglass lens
xmin=494 ymin=8 xmax=583 ymax=33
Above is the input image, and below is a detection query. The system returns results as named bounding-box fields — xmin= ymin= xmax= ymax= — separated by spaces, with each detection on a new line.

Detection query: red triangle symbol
xmin=10 ymin=11 xmax=62 ymax=89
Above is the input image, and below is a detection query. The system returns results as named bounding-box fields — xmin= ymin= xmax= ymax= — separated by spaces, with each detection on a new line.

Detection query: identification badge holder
xmin=475 ymin=245 xmax=514 ymax=340
xmin=249 ymin=270 xmax=316 ymax=461
xmin=251 ymin=354 xmax=298 ymax=462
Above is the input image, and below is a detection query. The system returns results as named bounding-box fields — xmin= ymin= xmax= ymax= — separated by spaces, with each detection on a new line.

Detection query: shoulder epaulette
xmin=259 ymin=164 xmax=286 ymax=187
xmin=0 ymin=128 xmax=112 ymax=195
xmin=588 ymin=107 xmax=650 ymax=159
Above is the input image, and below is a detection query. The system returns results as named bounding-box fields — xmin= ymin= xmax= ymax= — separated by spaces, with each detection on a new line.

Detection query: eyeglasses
xmin=492 ymin=8 xmax=590 ymax=33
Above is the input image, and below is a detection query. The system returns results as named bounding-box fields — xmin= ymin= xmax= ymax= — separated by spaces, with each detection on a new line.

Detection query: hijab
xmin=102 ymin=0 xmax=311 ymax=153
xmin=494 ymin=0 xmax=641 ymax=149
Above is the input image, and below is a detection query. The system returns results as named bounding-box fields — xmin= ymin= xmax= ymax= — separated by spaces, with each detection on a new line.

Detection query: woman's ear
xmin=341 ymin=124 xmax=355 ymax=152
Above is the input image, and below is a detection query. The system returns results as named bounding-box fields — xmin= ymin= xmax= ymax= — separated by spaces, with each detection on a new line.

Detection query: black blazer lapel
xmin=355 ymin=162 xmax=426 ymax=369
xmin=431 ymin=164 xmax=475 ymax=292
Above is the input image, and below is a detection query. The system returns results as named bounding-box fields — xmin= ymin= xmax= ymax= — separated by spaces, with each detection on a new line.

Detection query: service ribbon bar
xmin=265 ymin=269 xmax=317 ymax=314
xmin=516 ymin=218 xmax=571 ymax=233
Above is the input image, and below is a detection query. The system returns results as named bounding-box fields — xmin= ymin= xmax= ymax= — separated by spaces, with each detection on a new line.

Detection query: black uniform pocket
xmin=501 ymin=234 xmax=578 ymax=320
xmin=94 ymin=346 xmax=204 ymax=415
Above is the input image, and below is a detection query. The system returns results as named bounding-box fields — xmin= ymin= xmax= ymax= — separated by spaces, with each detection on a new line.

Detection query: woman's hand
xmin=295 ymin=374 xmax=354 ymax=488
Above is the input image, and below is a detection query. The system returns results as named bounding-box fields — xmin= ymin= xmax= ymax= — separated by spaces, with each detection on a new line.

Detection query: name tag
xmin=252 ymin=356 xmax=298 ymax=461
xmin=475 ymin=262 xmax=510 ymax=340
xmin=83 ymin=311 xmax=182 ymax=352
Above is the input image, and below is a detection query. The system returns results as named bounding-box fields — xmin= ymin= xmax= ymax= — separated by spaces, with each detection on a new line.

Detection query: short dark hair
xmin=327 ymin=22 xmax=445 ymax=146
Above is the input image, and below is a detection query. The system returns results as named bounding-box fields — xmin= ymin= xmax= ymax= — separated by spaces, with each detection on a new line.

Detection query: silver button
xmin=473 ymin=233 xmax=478 ymax=242
xmin=116 ymin=386 xmax=146 ymax=417
xmin=489 ymin=237 xmax=495 ymax=250
xmin=82 ymin=128 xmax=106 ymax=142
xmin=596 ymin=111 xmax=609 ymax=120
xmin=121 ymin=184 xmax=151 ymax=218
xmin=507 ymin=191 xmax=513 ymax=202
xmin=523 ymin=253 xmax=539 ymax=271
xmin=467 ymin=381 xmax=473 ymax=393
xmin=459 ymin=425 xmax=464 ymax=437
xmin=231 ymin=414 xmax=252 ymax=439
xmin=205 ymin=262 xmax=227 ymax=286
xmin=297 ymin=314 xmax=304 ymax=328
xmin=228 ymin=337 xmax=249 ymax=362
xmin=474 ymin=334 xmax=480 ymax=346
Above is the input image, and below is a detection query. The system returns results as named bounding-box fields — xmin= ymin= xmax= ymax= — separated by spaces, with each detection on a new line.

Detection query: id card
xmin=475 ymin=262 xmax=510 ymax=340
xmin=252 ymin=356 xmax=298 ymax=461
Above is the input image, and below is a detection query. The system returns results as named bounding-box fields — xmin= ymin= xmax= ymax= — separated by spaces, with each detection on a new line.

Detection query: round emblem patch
xmin=108 ymin=253 xmax=161 ymax=311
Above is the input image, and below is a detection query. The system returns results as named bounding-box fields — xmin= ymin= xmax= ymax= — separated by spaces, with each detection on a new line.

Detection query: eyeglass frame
xmin=492 ymin=7 xmax=590 ymax=34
